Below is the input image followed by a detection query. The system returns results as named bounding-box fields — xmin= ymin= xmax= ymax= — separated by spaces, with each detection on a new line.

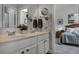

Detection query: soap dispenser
xmin=38 ymin=16 xmax=43 ymax=31
xmin=33 ymin=17 xmax=38 ymax=32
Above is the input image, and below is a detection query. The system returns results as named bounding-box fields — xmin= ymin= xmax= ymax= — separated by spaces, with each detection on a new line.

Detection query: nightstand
xmin=56 ymin=30 xmax=64 ymax=38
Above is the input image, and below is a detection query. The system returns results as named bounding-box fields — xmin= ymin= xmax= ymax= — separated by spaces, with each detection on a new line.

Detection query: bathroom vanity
xmin=0 ymin=4 xmax=51 ymax=54
xmin=0 ymin=30 xmax=49 ymax=54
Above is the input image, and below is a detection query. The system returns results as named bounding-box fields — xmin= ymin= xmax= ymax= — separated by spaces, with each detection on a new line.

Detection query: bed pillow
xmin=75 ymin=27 xmax=79 ymax=31
xmin=66 ymin=28 xmax=75 ymax=33
xmin=73 ymin=28 xmax=79 ymax=34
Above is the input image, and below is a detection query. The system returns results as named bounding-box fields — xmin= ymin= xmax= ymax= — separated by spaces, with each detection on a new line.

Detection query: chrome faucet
xmin=7 ymin=31 xmax=16 ymax=36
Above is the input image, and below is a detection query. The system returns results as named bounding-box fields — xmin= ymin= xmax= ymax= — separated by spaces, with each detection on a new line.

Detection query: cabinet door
xmin=38 ymin=34 xmax=49 ymax=42
xmin=44 ymin=39 xmax=49 ymax=53
xmin=37 ymin=33 xmax=49 ymax=54
xmin=24 ymin=44 xmax=37 ymax=54
xmin=38 ymin=40 xmax=44 ymax=54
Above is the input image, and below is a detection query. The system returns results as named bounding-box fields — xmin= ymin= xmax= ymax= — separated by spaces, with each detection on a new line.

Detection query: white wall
xmin=55 ymin=4 xmax=78 ymax=31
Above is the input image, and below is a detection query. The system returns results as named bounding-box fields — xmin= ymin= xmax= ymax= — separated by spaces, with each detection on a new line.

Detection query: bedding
xmin=60 ymin=28 xmax=79 ymax=45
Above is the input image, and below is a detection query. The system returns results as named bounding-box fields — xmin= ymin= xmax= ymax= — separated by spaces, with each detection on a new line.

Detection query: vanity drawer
xmin=0 ymin=37 xmax=37 ymax=54
xmin=14 ymin=44 xmax=37 ymax=54
xmin=24 ymin=44 xmax=37 ymax=54
xmin=38 ymin=33 xmax=49 ymax=42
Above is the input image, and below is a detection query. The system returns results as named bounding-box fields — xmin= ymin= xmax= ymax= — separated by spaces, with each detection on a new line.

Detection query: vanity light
xmin=21 ymin=8 xmax=28 ymax=12
xmin=4 ymin=6 xmax=8 ymax=13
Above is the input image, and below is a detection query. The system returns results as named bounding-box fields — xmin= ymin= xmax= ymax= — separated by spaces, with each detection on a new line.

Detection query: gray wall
xmin=55 ymin=4 xmax=78 ymax=31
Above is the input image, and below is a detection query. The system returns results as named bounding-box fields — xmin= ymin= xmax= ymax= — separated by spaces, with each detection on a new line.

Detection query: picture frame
xmin=68 ymin=14 xmax=74 ymax=24
xmin=57 ymin=19 xmax=63 ymax=25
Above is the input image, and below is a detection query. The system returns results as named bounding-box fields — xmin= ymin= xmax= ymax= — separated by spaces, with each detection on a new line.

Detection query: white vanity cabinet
xmin=24 ymin=44 xmax=37 ymax=54
xmin=44 ymin=38 xmax=49 ymax=53
xmin=14 ymin=44 xmax=37 ymax=54
xmin=0 ymin=32 xmax=49 ymax=54
xmin=0 ymin=36 xmax=37 ymax=54
xmin=14 ymin=33 xmax=49 ymax=54
xmin=38 ymin=40 xmax=45 ymax=54
xmin=37 ymin=34 xmax=49 ymax=54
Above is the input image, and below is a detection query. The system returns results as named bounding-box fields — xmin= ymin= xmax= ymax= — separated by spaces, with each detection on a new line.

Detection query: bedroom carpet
xmin=55 ymin=38 xmax=79 ymax=54
xmin=55 ymin=44 xmax=79 ymax=54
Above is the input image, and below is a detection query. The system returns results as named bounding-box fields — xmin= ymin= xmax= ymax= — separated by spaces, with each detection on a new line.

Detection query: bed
xmin=60 ymin=24 xmax=79 ymax=45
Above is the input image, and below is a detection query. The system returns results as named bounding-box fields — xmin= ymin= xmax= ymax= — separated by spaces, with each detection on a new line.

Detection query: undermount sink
xmin=0 ymin=33 xmax=23 ymax=40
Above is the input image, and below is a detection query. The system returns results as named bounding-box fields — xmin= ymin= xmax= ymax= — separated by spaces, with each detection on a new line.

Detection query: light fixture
xmin=21 ymin=8 xmax=28 ymax=12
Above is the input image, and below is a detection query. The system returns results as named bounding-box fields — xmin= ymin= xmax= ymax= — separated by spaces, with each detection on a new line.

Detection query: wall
xmin=55 ymin=4 xmax=78 ymax=31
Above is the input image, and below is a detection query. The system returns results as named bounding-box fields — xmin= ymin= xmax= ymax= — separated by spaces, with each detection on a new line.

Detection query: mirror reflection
xmin=3 ymin=6 xmax=17 ymax=28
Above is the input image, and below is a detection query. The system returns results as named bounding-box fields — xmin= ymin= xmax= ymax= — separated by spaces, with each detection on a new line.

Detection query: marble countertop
xmin=0 ymin=30 xmax=49 ymax=43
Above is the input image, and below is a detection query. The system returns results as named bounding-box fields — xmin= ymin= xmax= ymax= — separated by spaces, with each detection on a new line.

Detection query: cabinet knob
xmin=21 ymin=51 xmax=24 ymax=54
xmin=26 ymin=49 xmax=29 ymax=52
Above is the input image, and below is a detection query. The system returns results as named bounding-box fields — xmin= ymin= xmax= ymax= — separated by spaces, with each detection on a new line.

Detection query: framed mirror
xmin=2 ymin=6 xmax=17 ymax=28
xmin=68 ymin=13 xmax=78 ymax=24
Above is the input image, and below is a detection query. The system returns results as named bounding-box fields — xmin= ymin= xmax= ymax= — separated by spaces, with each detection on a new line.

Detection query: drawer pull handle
xmin=21 ymin=51 xmax=24 ymax=54
xmin=26 ymin=49 xmax=29 ymax=52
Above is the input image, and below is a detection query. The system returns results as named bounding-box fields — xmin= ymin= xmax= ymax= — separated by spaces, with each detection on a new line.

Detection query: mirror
xmin=41 ymin=8 xmax=48 ymax=15
xmin=17 ymin=4 xmax=49 ymax=32
xmin=19 ymin=8 xmax=33 ymax=31
xmin=20 ymin=8 xmax=29 ymax=25
xmin=68 ymin=13 xmax=79 ymax=24
xmin=3 ymin=6 xmax=17 ymax=28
